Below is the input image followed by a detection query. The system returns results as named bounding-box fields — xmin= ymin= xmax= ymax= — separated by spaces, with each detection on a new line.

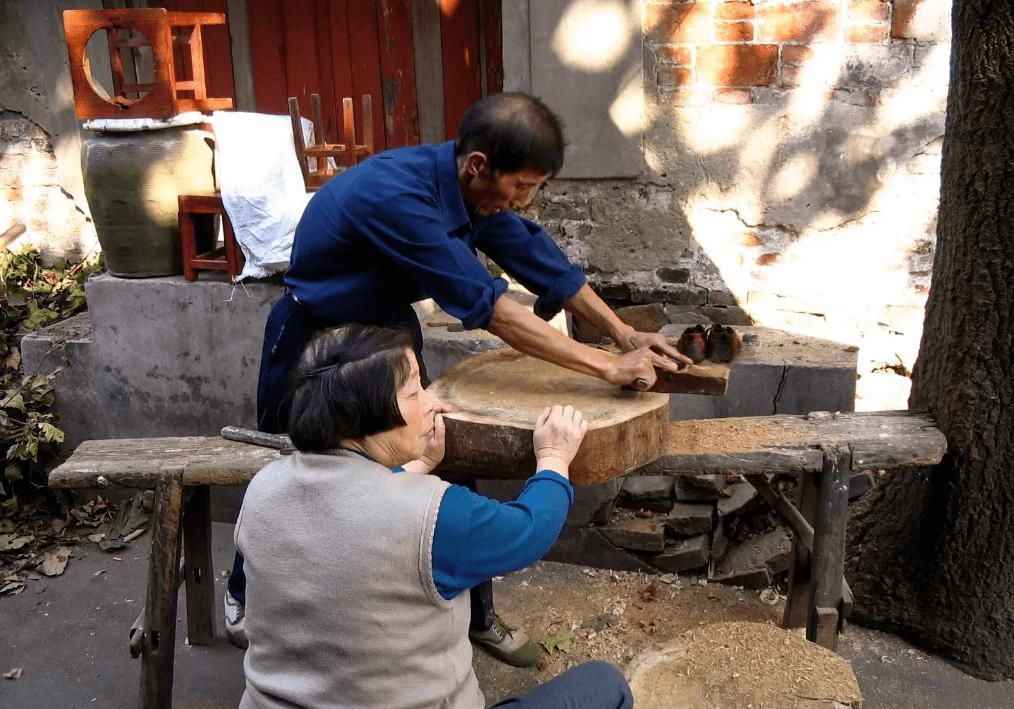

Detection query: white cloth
xmin=82 ymin=112 xmax=206 ymax=132
xmin=211 ymin=111 xmax=315 ymax=280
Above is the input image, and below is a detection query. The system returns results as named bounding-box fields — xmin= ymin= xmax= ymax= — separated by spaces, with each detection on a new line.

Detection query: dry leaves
xmin=3 ymin=667 xmax=23 ymax=680
xmin=39 ymin=546 xmax=73 ymax=577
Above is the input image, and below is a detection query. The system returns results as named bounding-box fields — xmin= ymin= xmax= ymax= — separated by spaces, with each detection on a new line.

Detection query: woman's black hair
xmin=455 ymin=92 xmax=566 ymax=177
xmin=287 ymin=324 xmax=414 ymax=452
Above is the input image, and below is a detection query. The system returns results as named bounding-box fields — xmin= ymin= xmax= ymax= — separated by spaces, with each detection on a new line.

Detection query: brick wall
xmin=527 ymin=0 xmax=951 ymax=410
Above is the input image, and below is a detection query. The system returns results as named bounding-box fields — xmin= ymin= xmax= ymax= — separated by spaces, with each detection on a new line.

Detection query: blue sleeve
xmin=473 ymin=212 xmax=586 ymax=320
xmin=347 ymin=192 xmax=509 ymax=329
xmin=431 ymin=471 xmax=574 ymax=600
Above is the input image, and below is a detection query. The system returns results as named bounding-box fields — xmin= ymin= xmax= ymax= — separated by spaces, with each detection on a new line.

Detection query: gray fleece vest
xmin=236 ymin=450 xmax=483 ymax=709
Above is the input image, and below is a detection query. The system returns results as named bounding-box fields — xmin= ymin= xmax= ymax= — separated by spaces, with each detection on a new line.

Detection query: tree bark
xmin=846 ymin=1 xmax=1014 ymax=679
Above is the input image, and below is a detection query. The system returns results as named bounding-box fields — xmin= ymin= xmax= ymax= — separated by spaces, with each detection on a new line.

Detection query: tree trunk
xmin=845 ymin=1 xmax=1014 ymax=679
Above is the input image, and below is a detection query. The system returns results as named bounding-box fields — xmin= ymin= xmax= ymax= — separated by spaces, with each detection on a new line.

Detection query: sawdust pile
xmin=627 ymin=621 xmax=862 ymax=708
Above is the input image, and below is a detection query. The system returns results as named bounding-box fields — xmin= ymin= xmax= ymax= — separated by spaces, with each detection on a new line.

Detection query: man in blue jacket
xmin=228 ymin=92 xmax=689 ymax=666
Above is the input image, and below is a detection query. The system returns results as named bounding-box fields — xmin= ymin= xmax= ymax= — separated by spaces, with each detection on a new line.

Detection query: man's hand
xmin=402 ymin=401 xmax=456 ymax=474
xmin=600 ymin=345 xmax=688 ymax=391
xmin=616 ymin=329 xmax=693 ymax=367
xmin=533 ymin=404 xmax=589 ymax=478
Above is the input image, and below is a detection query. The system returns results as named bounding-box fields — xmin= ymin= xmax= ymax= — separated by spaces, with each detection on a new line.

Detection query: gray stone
xmin=714 ymin=526 xmax=793 ymax=589
xmin=717 ymin=482 xmax=759 ymax=517
xmin=663 ymin=305 xmax=710 ymax=324
xmin=674 ymin=478 xmax=719 ymax=502
xmin=680 ymin=474 xmax=725 ymax=495
xmin=656 ymin=267 xmax=690 ymax=284
xmin=599 ymin=516 xmax=667 ymax=553
xmin=699 ymin=306 xmax=753 ymax=326
xmin=711 ymin=567 xmax=771 ymax=590
xmin=545 ymin=526 xmax=653 ymax=572
xmin=479 ymin=477 xmax=619 ymax=526
xmin=620 ymin=475 xmax=674 ymax=501
xmin=614 ymin=303 xmax=670 ymax=333
xmin=710 ymin=523 xmax=729 ymax=564
xmin=665 ymin=502 xmax=713 ymax=536
xmin=618 ymin=497 xmax=675 ymax=514
xmin=849 ymin=470 xmax=874 ymax=501
xmin=649 ymin=535 xmax=710 ymax=573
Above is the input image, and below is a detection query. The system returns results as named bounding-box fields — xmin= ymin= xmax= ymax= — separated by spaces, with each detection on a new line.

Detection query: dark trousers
xmin=230 ymin=293 xmax=496 ymax=630
xmin=492 ymin=661 xmax=634 ymax=708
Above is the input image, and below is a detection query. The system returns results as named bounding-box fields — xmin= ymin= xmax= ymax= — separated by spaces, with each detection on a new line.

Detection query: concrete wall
xmin=509 ymin=0 xmax=951 ymax=409
xmin=0 ymin=1 xmax=102 ymax=261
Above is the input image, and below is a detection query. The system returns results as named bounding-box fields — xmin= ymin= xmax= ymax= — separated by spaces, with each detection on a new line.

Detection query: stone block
xmin=545 ymin=526 xmax=652 ymax=572
xmin=571 ymin=479 xmax=622 ymax=525
xmin=717 ymin=481 xmax=759 ymax=517
xmin=681 ymin=474 xmax=726 ymax=495
xmin=696 ymin=45 xmax=778 ymax=87
xmin=714 ymin=526 xmax=792 ymax=588
xmin=666 ymin=502 xmax=714 ymax=536
xmin=849 ymin=470 xmax=874 ymax=501
xmin=675 ymin=478 xmax=720 ymax=502
xmin=776 ymin=364 xmax=856 ymax=415
xmin=600 ymin=515 xmax=667 ymax=552
xmin=618 ymin=497 xmax=675 ymax=514
xmin=711 ymin=522 xmax=729 ymax=563
xmin=614 ymin=303 xmax=670 ymax=333
xmin=649 ymin=535 xmax=710 ymax=573
xmin=621 ymin=475 xmax=674 ymax=501
xmin=699 ymin=306 xmax=752 ymax=326
xmin=758 ymin=2 xmax=839 ymax=43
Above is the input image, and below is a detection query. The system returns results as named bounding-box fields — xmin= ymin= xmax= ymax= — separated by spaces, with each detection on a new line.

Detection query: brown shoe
xmin=676 ymin=325 xmax=708 ymax=364
xmin=706 ymin=325 xmax=742 ymax=363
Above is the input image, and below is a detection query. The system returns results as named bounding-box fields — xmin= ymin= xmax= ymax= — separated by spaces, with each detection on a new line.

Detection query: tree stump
xmin=626 ymin=622 xmax=862 ymax=708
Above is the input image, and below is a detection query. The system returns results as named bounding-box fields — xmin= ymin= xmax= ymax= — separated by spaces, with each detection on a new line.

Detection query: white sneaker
xmin=223 ymin=590 xmax=248 ymax=649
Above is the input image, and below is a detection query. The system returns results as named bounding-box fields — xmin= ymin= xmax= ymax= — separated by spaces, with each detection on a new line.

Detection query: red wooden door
xmin=245 ymin=0 xmax=501 ymax=150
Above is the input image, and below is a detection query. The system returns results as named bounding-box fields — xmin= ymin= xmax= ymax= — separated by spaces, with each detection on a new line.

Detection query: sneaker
xmin=223 ymin=590 xmax=249 ymax=649
xmin=676 ymin=324 xmax=708 ymax=363
xmin=469 ymin=615 xmax=540 ymax=668
xmin=706 ymin=324 xmax=742 ymax=363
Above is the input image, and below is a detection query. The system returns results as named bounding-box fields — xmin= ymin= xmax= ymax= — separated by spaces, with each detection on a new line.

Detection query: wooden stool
xmin=62 ymin=8 xmax=233 ymax=120
xmin=289 ymin=93 xmax=375 ymax=192
xmin=178 ymin=193 xmax=244 ymax=281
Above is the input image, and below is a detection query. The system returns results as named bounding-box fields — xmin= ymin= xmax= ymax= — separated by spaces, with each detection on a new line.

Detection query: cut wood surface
xmin=428 ymin=349 xmax=669 ymax=485
xmin=642 ymin=410 xmax=946 ymax=476
xmin=48 ymin=437 xmax=282 ymax=489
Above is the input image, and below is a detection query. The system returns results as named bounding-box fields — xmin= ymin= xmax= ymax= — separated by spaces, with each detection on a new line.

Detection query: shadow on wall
xmin=525 ymin=0 xmax=949 ymax=410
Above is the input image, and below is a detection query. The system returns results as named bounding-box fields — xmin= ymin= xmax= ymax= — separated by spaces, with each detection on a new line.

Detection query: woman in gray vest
xmin=235 ymin=324 xmax=632 ymax=708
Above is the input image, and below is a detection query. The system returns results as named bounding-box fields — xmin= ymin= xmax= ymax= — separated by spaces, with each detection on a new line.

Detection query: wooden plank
xmin=221 ymin=426 xmax=292 ymax=450
xmin=783 ymin=470 xmax=818 ymax=630
xmin=644 ymin=411 xmax=946 ymax=476
xmin=138 ymin=467 xmax=184 ymax=709
xmin=282 ymin=0 xmax=322 ymax=110
xmin=348 ymin=0 xmax=386 ymax=149
xmin=312 ymin=0 xmax=339 ymax=143
xmin=247 ymin=0 xmax=289 ymax=113
xmin=48 ymin=437 xmax=282 ymax=489
xmin=808 ymin=444 xmax=850 ymax=649
xmin=479 ymin=0 xmax=503 ymax=94
xmin=377 ymin=0 xmax=420 ymax=147
xmin=439 ymin=0 xmax=483 ymax=138
xmin=326 ymin=0 xmax=355 ymax=135
xmin=813 ymin=606 xmax=840 ymax=651
xmin=411 ymin=0 xmax=446 ymax=144
xmin=182 ymin=486 xmax=215 ymax=645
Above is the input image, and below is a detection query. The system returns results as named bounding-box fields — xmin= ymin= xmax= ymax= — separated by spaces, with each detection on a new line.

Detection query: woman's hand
xmin=402 ymin=402 xmax=455 ymax=474
xmin=533 ymin=404 xmax=589 ymax=478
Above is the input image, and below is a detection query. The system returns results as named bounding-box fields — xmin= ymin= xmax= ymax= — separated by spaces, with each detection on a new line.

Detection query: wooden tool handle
xmin=221 ymin=426 xmax=294 ymax=453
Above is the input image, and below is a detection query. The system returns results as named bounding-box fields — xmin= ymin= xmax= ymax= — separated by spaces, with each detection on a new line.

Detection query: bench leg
xmin=783 ymin=470 xmax=818 ymax=629
xmin=183 ymin=485 xmax=216 ymax=645
xmin=139 ymin=468 xmax=185 ymax=709
xmin=809 ymin=444 xmax=851 ymax=650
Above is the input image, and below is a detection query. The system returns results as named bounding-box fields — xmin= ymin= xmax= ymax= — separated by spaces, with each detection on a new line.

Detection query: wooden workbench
xmin=48 ymin=410 xmax=945 ymax=709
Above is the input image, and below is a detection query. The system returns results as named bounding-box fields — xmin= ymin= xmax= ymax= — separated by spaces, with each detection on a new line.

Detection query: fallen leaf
xmin=0 ymin=582 xmax=25 ymax=595
xmin=0 ymin=534 xmax=34 ymax=552
xmin=2 ymin=667 xmax=23 ymax=680
xmin=39 ymin=546 xmax=73 ymax=576
xmin=87 ymin=533 xmax=105 ymax=544
xmin=540 ymin=629 xmax=575 ymax=654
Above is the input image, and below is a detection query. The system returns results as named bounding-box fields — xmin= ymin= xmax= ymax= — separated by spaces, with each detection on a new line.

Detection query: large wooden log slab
xmin=429 ymin=349 xmax=669 ymax=485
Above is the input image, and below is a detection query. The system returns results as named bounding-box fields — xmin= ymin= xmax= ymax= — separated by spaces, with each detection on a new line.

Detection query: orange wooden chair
xmin=288 ymin=94 xmax=375 ymax=192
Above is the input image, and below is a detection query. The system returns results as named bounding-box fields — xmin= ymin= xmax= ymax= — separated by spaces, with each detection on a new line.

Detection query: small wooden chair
xmin=178 ymin=193 xmax=244 ymax=281
xmin=288 ymin=94 xmax=375 ymax=192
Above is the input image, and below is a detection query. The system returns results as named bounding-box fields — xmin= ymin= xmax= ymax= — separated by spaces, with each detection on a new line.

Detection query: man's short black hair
xmin=287 ymin=324 xmax=414 ymax=452
xmin=455 ymin=92 xmax=566 ymax=176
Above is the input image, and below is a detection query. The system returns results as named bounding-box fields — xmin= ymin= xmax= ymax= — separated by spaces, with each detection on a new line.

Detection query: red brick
xmin=891 ymin=0 xmax=949 ymax=40
xmin=781 ymin=45 xmax=815 ymax=66
xmin=848 ymin=23 xmax=889 ymax=43
xmin=696 ymin=44 xmax=778 ymax=87
xmin=656 ymin=46 xmax=693 ymax=66
xmin=758 ymin=2 xmax=839 ymax=43
xmin=848 ymin=0 xmax=889 ymax=22
xmin=716 ymin=2 xmax=756 ymax=20
xmin=646 ymin=3 xmax=712 ymax=44
xmin=657 ymin=67 xmax=694 ymax=87
xmin=715 ymin=21 xmax=754 ymax=42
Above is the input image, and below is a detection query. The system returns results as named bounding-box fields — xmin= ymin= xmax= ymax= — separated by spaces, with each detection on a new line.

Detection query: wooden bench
xmin=48 ymin=410 xmax=945 ymax=709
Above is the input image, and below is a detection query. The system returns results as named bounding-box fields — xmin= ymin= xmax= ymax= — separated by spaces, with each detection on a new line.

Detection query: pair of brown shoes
xmin=676 ymin=324 xmax=742 ymax=364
